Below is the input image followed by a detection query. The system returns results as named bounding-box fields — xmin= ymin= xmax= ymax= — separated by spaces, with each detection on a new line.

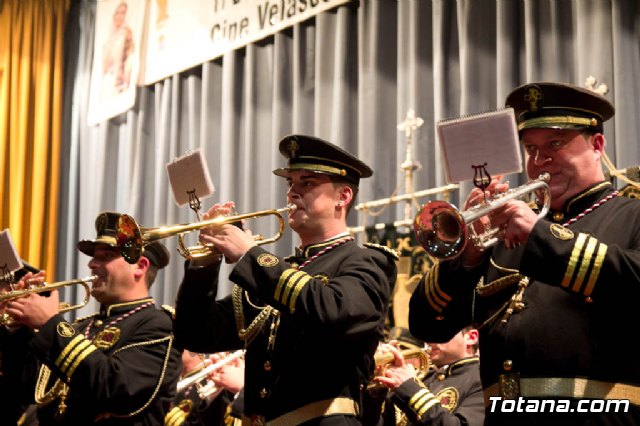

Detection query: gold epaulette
xmin=165 ymin=400 xmax=193 ymax=426
xmin=620 ymin=184 xmax=640 ymax=200
xmin=364 ymin=243 xmax=399 ymax=261
xmin=162 ymin=304 xmax=176 ymax=320
xmin=73 ymin=312 xmax=98 ymax=324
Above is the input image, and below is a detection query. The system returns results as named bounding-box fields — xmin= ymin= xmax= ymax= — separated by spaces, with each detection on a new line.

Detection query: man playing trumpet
xmin=174 ymin=135 xmax=397 ymax=425
xmin=0 ymin=263 xmax=43 ymax=425
xmin=363 ymin=327 xmax=483 ymax=426
xmin=409 ymin=82 xmax=640 ymax=424
xmin=166 ymin=349 xmax=244 ymax=426
xmin=4 ymin=212 xmax=181 ymax=425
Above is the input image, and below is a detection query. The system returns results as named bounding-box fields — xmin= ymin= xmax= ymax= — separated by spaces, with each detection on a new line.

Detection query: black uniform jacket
xmin=174 ymin=237 xmax=396 ymax=423
xmin=28 ymin=298 xmax=182 ymax=425
xmin=382 ymin=356 xmax=483 ymax=426
xmin=409 ymin=182 xmax=640 ymax=423
xmin=0 ymin=326 xmax=39 ymax=426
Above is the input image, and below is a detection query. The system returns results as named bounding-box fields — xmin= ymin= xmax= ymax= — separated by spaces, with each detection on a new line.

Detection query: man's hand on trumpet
xmin=372 ymin=342 xmax=417 ymax=391
xmin=488 ymin=199 xmax=539 ymax=250
xmin=199 ymin=202 xmax=257 ymax=263
xmin=1 ymin=271 xmax=47 ymax=322
xmin=207 ymin=352 xmax=245 ymax=395
xmin=4 ymin=273 xmax=60 ymax=330
xmin=461 ymin=174 xmax=540 ymax=262
xmin=459 ymin=175 xmax=509 ymax=267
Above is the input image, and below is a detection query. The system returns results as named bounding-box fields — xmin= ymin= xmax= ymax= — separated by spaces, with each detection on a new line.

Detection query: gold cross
xmin=287 ymin=138 xmax=299 ymax=159
xmin=397 ymin=109 xmax=424 ymax=139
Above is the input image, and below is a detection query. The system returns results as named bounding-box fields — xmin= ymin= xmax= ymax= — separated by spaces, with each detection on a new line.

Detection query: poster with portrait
xmin=87 ymin=0 xmax=147 ymax=126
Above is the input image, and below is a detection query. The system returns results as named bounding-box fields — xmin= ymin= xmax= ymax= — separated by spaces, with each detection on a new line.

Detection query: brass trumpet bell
xmin=116 ymin=204 xmax=297 ymax=263
xmin=0 ymin=276 xmax=96 ymax=326
xmin=374 ymin=347 xmax=431 ymax=375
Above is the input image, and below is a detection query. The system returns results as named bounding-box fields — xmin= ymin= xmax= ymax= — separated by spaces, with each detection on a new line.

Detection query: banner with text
xmin=142 ymin=0 xmax=351 ymax=85
xmin=87 ymin=0 xmax=351 ymax=125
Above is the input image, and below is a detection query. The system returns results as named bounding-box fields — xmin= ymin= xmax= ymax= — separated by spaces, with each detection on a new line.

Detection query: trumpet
xmin=374 ymin=347 xmax=431 ymax=374
xmin=369 ymin=347 xmax=431 ymax=390
xmin=414 ymin=173 xmax=551 ymax=259
xmin=177 ymin=350 xmax=245 ymax=399
xmin=116 ymin=204 xmax=297 ymax=263
xmin=0 ymin=276 xmax=96 ymax=326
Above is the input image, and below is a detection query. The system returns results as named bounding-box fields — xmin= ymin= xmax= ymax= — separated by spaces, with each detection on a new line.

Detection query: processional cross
xmin=397 ymin=109 xmax=424 ymax=223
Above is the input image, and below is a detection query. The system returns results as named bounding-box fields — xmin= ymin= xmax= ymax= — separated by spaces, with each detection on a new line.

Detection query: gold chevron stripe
xmin=275 ymin=269 xmax=298 ymax=300
xmin=55 ymin=335 xmax=83 ymax=367
xmin=417 ymin=398 xmax=441 ymax=417
xmin=288 ymin=274 xmax=312 ymax=313
xmin=65 ymin=345 xmax=97 ymax=378
xmin=280 ymin=271 xmax=305 ymax=305
xmin=572 ymin=237 xmax=597 ymax=293
xmin=562 ymin=233 xmax=587 ymax=288
xmin=584 ymin=243 xmax=607 ymax=297
xmin=60 ymin=339 xmax=93 ymax=373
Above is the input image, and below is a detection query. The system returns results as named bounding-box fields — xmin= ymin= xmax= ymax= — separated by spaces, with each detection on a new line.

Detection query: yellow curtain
xmin=0 ymin=0 xmax=69 ymax=278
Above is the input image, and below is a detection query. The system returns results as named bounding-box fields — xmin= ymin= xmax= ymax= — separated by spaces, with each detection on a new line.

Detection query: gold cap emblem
xmin=524 ymin=85 xmax=543 ymax=112
xmin=287 ymin=138 xmax=299 ymax=159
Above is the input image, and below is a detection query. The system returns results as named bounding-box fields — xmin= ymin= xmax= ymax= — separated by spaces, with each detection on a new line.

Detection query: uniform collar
xmin=547 ymin=181 xmax=613 ymax=224
xmin=443 ymin=356 xmax=479 ymax=377
xmin=294 ymin=232 xmax=352 ymax=258
xmin=100 ymin=297 xmax=154 ymax=317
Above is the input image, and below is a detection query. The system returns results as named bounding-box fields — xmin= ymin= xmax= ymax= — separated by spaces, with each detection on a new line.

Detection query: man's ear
xmin=338 ymin=184 xmax=353 ymax=206
xmin=465 ymin=328 xmax=479 ymax=347
xmin=591 ymin=133 xmax=606 ymax=155
xmin=134 ymin=256 xmax=150 ymax=279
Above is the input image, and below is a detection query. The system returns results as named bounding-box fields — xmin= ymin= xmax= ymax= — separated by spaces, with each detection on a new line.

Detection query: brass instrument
xmin=370 ymin=347 xmax=431 ymax=390
xmin=414 ymin=173 xmax=551 ymax=259
xmin=177 ymin=350 xmax=245 ymax=399
xmin=0 ymin=276 xmax=96 ymax=326
xmin=375 ymin=347 xmax=431 ymax=373
xmin=116 ymin=204 xmax=297 ymax=263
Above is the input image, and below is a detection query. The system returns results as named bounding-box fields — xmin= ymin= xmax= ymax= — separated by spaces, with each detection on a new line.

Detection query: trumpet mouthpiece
xmin=286 ymin=204 xmax=297 ymax=213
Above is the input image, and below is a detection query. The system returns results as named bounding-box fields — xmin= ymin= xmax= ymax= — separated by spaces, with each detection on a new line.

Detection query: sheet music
xmin=0 ymin=229 xmax=23 ymax=273
xmin=437 ymin=108 xmax=522 ymax=184
xmin=166 ymin=149 xmax=215 ymax=207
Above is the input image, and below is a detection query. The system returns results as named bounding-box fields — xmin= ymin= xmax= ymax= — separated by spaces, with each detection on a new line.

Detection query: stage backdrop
xmin=58 ymin=0 xmax=640 ymax=318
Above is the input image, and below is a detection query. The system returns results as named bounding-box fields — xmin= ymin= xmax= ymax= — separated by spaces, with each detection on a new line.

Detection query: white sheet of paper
xmin=166 ymin=150 xmax=215 ymax=207
xmin=0 ymin=229 xmax=23 ymax=273
xmin=437 ymin=108 xmax=522 ymax=184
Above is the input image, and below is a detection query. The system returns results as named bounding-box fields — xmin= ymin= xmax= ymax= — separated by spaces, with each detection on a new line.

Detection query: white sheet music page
xmin=437 ymin=108 xmax=522 ymax=184
xmin=0 ymin=229 xmax=23 ymax=274
xmin=166 ymin=149 xmax=215 ymax=207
